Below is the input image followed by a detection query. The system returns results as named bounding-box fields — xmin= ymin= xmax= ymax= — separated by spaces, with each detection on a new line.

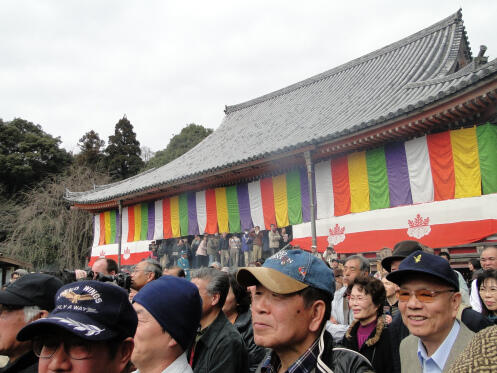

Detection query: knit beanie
xmin=133 ymin=276 xmax=202 ymax=350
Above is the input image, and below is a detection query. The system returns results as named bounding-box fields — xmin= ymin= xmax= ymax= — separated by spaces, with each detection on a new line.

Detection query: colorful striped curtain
xmin=94 ymin=123 xmax=497 ymax=244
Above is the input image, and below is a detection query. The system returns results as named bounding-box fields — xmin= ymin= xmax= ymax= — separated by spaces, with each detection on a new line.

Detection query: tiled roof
xmin=66 ymin=10 xmax=497 ymax=204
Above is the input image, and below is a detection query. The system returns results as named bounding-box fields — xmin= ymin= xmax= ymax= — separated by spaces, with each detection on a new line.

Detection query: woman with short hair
xmin=477 ymin=269 xmax=497 ymax=323
xmin=341 ymin=276 xmax=393 ymax=373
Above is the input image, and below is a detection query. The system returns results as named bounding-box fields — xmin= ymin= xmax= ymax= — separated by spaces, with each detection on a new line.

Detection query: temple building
xmin=66 ymin=10 xmax=497 ymax=268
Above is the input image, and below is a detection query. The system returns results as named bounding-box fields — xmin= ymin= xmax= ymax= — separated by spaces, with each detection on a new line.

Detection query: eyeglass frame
xmin=396 ymin=288 xmax=456 ymax=303
xmin=33 ymin=335 xmax=95 ymax=360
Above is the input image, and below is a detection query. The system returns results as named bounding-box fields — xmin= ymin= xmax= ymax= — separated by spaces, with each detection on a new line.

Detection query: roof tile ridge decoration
xmin=224 ymin=9 xmax=465 ymax=115
xmin=405 ymin=58 xmax=497 ymax=89
xmin=64 ymin=167 xmax=157 ymax=200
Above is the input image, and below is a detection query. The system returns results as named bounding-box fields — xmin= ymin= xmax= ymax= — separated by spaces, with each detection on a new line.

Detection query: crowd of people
xmin=1 ymin=240 xmax=497 ymax=372
xmin=152 ymin=224 xmax=292 ymax=272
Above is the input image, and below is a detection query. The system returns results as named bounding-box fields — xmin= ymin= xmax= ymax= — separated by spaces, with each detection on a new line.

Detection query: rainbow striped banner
xmin=93 ymin=124 xmax=497 ymax=243
xmin=92 ymin=210 xmax=119 ymax=246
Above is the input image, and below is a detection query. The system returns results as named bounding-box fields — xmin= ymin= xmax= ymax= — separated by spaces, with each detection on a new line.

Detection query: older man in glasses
xmin=387 ymin=251 xmax=474 ymax=373
xmin=16 ymin=281 xmax=137 ymax=373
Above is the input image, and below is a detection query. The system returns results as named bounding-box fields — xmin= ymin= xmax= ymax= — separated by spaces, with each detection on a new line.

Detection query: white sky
xmin=1 ymin=1 xmax=496 ymax=154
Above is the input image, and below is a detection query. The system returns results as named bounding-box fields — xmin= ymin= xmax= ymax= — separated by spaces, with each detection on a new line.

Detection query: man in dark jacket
xmin=237 ymin=249 xmax=373 ymax=373
xmin=189 ymin=268 xmax=248 ymax=373
xmin=0 ymin=273 xmax=63 ymax=373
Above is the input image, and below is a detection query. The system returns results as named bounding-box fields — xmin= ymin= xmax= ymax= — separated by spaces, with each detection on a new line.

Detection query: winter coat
xmin=341 ymin=317 xmax=393 ymax=373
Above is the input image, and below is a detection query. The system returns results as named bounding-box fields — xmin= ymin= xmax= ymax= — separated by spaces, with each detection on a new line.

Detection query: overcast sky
xmin=1 ymin=1 xmax=496 ymax=154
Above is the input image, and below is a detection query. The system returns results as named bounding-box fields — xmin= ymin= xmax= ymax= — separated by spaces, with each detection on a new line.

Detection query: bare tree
xmin=1 ymin=166 xmax=111 ymax=270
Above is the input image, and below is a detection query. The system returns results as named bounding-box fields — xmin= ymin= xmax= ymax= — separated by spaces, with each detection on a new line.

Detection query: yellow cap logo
xmin=414 ymin=254 xmax=422 ymax=263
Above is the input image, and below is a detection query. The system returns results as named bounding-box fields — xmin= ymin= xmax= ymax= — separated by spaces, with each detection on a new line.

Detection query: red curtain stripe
xmin=427 ymin=132 xmax=455 ymax=201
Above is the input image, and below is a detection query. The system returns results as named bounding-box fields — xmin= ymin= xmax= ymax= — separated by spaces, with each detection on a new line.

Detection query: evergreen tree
xmin=105 ymin=116 xmax=144 ymax=180
xmin=0 ymin=118 xmax=73 ymax=195
xmin=144 ymin=123 xmax=213 ymax=170
xmin=75 ymin=130 xmax=106 ymax=171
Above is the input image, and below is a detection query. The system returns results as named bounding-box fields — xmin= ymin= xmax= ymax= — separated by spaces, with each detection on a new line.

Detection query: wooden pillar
xmin=304 ymin=151 xmax=317 ymax=247
xmin=117 ymin=200 xmax=123 ymax=271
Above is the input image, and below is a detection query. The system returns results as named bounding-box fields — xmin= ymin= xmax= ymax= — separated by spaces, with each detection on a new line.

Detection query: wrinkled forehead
xmin=481 ymin=247 xmax=497 ymax=259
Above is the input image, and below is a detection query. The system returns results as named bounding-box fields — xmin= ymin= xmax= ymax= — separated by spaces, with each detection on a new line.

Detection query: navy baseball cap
xmin=17 ymin=281 xmax=137 ymax=342
xmin=237 ymin=249 xmax=335 ymax=295
xmin=386 ymin=250 xmax=459 ymax=290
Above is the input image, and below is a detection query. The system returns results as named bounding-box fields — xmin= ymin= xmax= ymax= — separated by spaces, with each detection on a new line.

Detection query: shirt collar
xmin=261 ymin=338 xmax=319 ymax=373
xmin=417 ymin=319 xmax=460 ymax=372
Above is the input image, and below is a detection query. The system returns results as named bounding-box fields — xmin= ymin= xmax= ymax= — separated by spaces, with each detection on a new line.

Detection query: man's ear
xmin=308 ymin=300 xmax=326 ymax=333
xmin=31 ymin=309 xmax=50 ymax=322
xmin=117 ymin=337 xmax=134 ymax=370
xmin=450 ymin=292 xmax=462 ymax=317
xmin=211 ymin=293 xmax=221 ymax=307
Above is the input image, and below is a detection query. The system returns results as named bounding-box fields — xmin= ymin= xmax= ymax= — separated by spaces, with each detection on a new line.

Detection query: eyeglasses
xmin=348 ymin=296 xmax=369 ymax=303
xmin=479 ymin=287 xmax=497 ymax=295
xmin=33 ymin=336 xmax=93 ymax=360
xmin=397 ymin=289 xmax=456 ymax=303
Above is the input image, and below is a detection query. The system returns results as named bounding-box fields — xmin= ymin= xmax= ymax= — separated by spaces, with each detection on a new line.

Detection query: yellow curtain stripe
xmin=451 ymin=126 xmax=482 ymax=198
xmin=273 ymin=174 xmax=289 ymax=227
xmin=348 ymin=151 xmax=370 ymax=212
xmin=215 ymin=187 xmax=229 ymax=234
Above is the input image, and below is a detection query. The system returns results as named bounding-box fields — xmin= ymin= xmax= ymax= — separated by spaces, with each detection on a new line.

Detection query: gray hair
xmin=142 ymin=258 xmax=162 ymax=280
xmin=191 ymin=268 xmax=229 ymax=309
xmin=345 ymin=255 xmax=370 ymax=273
xmin=24 ymin=305 xmax=41 ymax=323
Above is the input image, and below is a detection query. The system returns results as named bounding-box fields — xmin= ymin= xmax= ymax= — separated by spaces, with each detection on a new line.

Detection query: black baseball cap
xmin=0 ymin=273 xmax=63 ymax=311
xmin=381 ymin=240 xmax=426 ymax=272
xmin=386 ymin=250 xmax=459 ymax=290
xmin=18 ymin=280 xmax=137 ymax=342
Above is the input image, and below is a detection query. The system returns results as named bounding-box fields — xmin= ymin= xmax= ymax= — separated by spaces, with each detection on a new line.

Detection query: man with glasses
xmin=470 ymin=246 xmax=497 ymax=312
xmin=131 ymin=258 xmax=162 ymax=292
xmin=0 ymin=273 xmax=62 ymax=373
xmin=17 ymin=280 xmax=137 ymax=373
xmin=387 ymin=251 xmax=474 ymax=373
xmin=327 ymin=254 xmax=369 ymax=342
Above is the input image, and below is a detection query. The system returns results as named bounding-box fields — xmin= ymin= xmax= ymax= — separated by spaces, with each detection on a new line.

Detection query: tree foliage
xmin=144 ymin=123 xmax=213 ymax=170
xmin=0 ymin=118 xmax=73 ymax=195
xmin=0 ymin=166 xmax=111 ymax=270
xmin=75 ymin=130 xmax=106 ymax=171
xmin=105 ymin=116 xmax=144 ymax=180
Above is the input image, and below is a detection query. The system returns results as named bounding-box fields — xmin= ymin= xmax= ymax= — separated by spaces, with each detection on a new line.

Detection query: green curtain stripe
xmin=477 ymin=123 xmax=497 ymax=194
xmin=226 ymin=185 xmax=241 ymax=233
xmin=179 ymin=193 xmax=189 ymax=236
xmin=286 ymin=170 xmax=303 ymax=225
xmin=366 ymin=147 xmax=390 ymax=210
xmin=140 ymin=204 xmax=148 ymax=241
xmin=110 ymin=210 xmax=117 ymax=244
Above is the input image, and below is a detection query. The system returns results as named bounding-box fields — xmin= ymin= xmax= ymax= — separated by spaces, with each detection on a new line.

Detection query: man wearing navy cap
xmin=0 ymin=273 xmax=62 ymax=373
xmin=17 ymin=281 xmax=137 ymax=373
xmin=387 ymin=251 xmax=474 ymax=373
xmin=131 ymin=276 xmax=202 ymax=373
xmin=237 ymin=249 xmax=373 ymax=373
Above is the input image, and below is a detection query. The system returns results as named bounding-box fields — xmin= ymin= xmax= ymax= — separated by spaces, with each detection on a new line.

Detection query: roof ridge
xmin=405 ymin=57 xmax=497 ymax=89
xmin=225 ymin=10 xmax=464 ymax=115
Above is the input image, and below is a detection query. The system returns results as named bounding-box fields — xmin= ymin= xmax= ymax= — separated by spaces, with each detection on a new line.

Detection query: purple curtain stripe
xmin=188 ymin=192 xmax=199 ymax=235
xmin=147 ymin=202 xmax=155 ymax=240
xmin=237 ymin=183 xmax=253 ymax=231
xmin=385 ymin=142 xmax=413 ymax=207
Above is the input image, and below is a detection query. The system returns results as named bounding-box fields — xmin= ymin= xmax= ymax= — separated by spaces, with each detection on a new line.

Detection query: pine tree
xmin=75 ymin=130 xmax=106 ymax=171
xmin=105 ymin=116 xmax=144 ymax=180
